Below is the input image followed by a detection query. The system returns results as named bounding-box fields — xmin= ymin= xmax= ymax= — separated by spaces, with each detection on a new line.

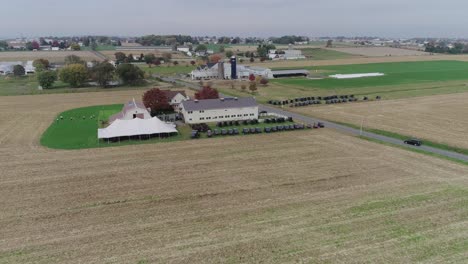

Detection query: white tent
xmin=98 ymin=117 xmax=178 ymax=139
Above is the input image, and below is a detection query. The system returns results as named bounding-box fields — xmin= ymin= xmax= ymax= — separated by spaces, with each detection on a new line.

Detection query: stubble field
xmin=292 ymin=92 xmax=468 ymax=149
xmin=0 ymin=91 xmax=467 ymax=263
xmin=328 ymin=47 xmax=428 ymax=57
xmin=0 ymin=51 xmax=104 ymax=63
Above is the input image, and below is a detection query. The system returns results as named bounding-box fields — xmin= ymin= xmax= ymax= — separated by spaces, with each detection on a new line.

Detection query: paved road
xmin=91 ymin=50 xmax=108 ymax=61
xmin=161 ymin=76 xmax=468 ymax=163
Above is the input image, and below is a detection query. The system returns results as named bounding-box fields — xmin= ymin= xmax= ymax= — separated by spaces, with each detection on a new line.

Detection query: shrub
xmin=13 ymin=65 xmax=25 ymax=76
xmin=37 ymin=70 xmax=57 ymax=89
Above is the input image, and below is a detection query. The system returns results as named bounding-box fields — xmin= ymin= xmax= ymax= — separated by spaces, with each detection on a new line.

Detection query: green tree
xmin=37 ymin=70 xmax=57 ymax=89
xmin=65 ymin=55 xmax=85 ymax=65
xmin=13 ymin=65 xmax=25 ymax=76
xmin=115 ymin=64 xmax=144 ymax=85
xmin=70 ymin=43 xmax=81 ymax=51
xmin=195 ymin=44 xmax=207 ymax=52
xmin=114 ymin=52 xmax=127 ymax=62
xmin=144 ymin=54 xmax=156 ymax=66
xmin=0 ymin=41 xmax=8 ymax=50
xmin=33 ymin=59 xmax=50 ymax=71
xmin=219 ymin=45 xmax=225 ymax=53
xmin=59 ymin=64 xmax=88 ymax=87
xmin=249 ymin=82 xmax=257 ymax=93
xmin=225 ymin=50 xmax=234 ymax=57
xmin=91 ymin=41 xmax=98 ymax=51
xmin=90 ymin=62 xmax=115 ymax=87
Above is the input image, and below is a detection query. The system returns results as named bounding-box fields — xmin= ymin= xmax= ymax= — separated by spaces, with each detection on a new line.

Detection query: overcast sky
xmin=1 ymin=0 xmax=468 ymax=38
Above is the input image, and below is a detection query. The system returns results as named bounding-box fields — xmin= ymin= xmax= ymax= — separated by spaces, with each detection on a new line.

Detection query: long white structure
xmin=98 ymin=117 xmax=178 ymax=139
xmin=330 ymin=73 xmax=385 ymax=79
xmin=180 ymin=97 xmax=258 ymax=124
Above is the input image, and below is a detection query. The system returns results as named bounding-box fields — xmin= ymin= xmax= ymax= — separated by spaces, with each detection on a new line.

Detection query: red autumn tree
xmin=249 ymin=74 xmax=256 ymax=82
xmin=142 ymin=88 xmax=172 ymax=114
xmin=209 ymin=54 xmax=222 ymax=63
xmin=260 ymin=78 xmax=269 ymax=86
xmin=190 ymin=60 xmax=196 ymax=66
xmin=195 ymin=85 xmax=220 ymax=100
xmin=32 ymin=41 xmax=40 ymax=50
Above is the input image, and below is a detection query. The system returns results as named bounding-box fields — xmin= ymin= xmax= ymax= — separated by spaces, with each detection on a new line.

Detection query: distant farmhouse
xmin=180 ymin=97 xmax=259 ymax=124
xmin=161 ymin=90 xmax=189 ymax=109
xmin=269 ymin=44 xmax=306 ymax=60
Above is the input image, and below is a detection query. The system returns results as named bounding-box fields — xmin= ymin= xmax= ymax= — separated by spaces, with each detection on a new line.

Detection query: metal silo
xmin=230 ymin=56 xmax=237 ymax=79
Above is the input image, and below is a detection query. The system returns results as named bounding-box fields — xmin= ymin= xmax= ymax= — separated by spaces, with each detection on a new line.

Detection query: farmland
xmin=139 ymin=64 xmax=196 ymax=77
xmin=211 ymin=61 xmax=468 ymax=103
xmin=329 ymin=47 xmax=428 ymax=57
xmin=0 ymin=51 xmax=104 ymax=63
xmin=300 ymin=48 xmax=360 ymax=60
xmin=0 ymin=91 xmax=467 ymax=263
xmin=274 ymin=61 xmax=468 ymax=89
xmin=291 ymin=92 xmax=468 ymax=150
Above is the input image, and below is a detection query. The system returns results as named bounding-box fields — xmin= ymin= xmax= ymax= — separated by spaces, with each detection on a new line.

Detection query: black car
xmin=404 ymin=139 xmax=422 ymax=146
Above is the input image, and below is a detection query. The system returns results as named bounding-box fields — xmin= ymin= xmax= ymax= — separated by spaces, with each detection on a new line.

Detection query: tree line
xmin=11 ymin=55 xmax=146 ymax=89
xmin=136 ymin=35 xmax=197 ymax=46
xmin=425 ymin=42 xmax=468 ymax=54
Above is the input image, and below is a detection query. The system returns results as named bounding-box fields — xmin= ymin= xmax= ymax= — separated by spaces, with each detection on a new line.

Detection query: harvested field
xmin=0 ymin=91 xmax=467 ymax=263
xmin=100 ymin=50 xmax=190 ymax=60
xmin=0 ymin=51 xmax=104 ymax=63
xmin=329 ymin=47 xmax=428 ymax=57
xmin=292 ymin=92 xmax=468 ymax=149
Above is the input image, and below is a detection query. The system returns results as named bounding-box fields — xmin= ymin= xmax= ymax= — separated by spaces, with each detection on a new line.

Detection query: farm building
xmin=108 ymin=99 xmax=151 ymax=123
xmin=268 ymin=45 xmax=305 ymax=60
xmin=180 ymin=97 xmax=258 ymax=124
xmin=0 ymin=61 xmax=35 ymax=75
xmin=160 ymin=90 xmax=189 ymax=109
xmin=190 ymin=60 xmax=273 ymax=80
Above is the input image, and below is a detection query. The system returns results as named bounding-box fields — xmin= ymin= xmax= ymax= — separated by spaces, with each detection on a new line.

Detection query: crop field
xmin=292 ymin=92 xmax=468 ymax=150
xmin=248 ymin=53 xmax=468 ymax=68
xmin=139 ymin=64 xmax=196 ymax=76
xmin=299 ymin=48 xmax=360 ymax=60
xmin=274 ymin=61 xmax=468 ymax=89
xmin=329 ymin=47 xmax=428 ymax=57
xmin=228 ymin=60 xmax=468 ymax=102
xmin=0 ymin=91 xmax=467 ymax=263
xmin=0 ymin=51 xmax=104 ymax=63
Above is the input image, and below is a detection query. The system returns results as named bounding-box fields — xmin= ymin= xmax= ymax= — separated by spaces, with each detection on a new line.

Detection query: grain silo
xmin=217 ymin=61 xmax=225 ymax=79
xmin=230 ymin=56 xmax=237 ymax=79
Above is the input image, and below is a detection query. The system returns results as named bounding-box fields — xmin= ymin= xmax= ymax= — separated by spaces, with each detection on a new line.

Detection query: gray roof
xmin=181 ymin=97 xmax=257 ymax=111
xmin=271 ymin=69 xmax=309 ymax=75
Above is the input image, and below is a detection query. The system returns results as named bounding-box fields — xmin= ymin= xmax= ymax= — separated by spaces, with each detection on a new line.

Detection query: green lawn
xmin=299 ymin=48 xmax=358 ymax=60
xmin=40 ymin=104 xmax=302 ymax=149
xmin=139 ymin=64 xmax=196 ymax=77
xmin=40 ymin=105 xmax=193 ymax=149
xmin=273 ymin=60 xmax=468 ymax=89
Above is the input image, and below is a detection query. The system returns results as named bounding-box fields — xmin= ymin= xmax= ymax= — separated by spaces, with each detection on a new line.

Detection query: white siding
xmin=181 ymin=106 xmax=258 ymax=124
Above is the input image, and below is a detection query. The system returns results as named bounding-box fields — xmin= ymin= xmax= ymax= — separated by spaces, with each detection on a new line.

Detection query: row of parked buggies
xmin=191 ymin=122 xmax=325 ymax=139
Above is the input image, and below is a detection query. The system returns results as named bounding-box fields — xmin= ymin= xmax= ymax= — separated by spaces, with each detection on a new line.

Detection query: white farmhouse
xmin=160 ymin=90 xmax=189 ymax=109
xmin=180 ymin=97 xmax=258 ymax=124
xmin=108 ymin=99 xmax=151 ymax=123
